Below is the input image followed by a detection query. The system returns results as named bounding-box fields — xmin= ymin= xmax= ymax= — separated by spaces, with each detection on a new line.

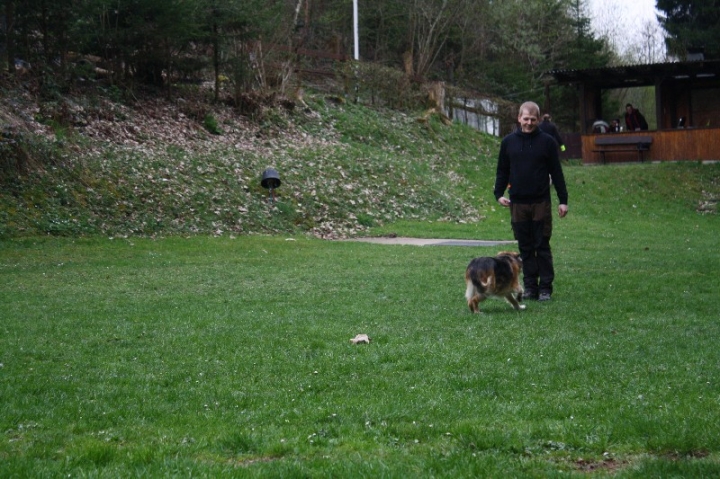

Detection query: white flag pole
xmin=353 ymin=0 xmax=359 ymax=60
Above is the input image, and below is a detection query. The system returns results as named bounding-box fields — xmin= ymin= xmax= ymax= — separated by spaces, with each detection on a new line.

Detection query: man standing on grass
xmin=494 ymin=101 xmax=568 ymax=302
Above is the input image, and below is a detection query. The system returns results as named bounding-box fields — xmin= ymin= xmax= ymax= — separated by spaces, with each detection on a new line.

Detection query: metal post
xmin=353 ymin=0 xmax=359 ymax=61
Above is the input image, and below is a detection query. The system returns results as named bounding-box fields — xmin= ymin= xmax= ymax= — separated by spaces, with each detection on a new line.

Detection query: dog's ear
xmin=503 ymin=251 xmax=521 ymax=262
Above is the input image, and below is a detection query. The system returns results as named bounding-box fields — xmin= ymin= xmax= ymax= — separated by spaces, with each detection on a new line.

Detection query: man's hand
xmin=558 ymin=204 xmax=568 ymax=218
xmin=498 ymin=197 xmax=511 ymax=207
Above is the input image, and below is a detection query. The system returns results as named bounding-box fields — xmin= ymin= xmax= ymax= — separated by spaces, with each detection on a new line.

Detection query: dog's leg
xmin=515 ymin=286 xmax=525 ymax=304
xmin=469 ymin=294 xmax=486 ymax=313
xmin=466 ymin=280 xmax=479 ymax=312
xmin=505 ymin=293 xmax=526 ymax=311
xmin=468 ymin=294 xmax=479 ymax=313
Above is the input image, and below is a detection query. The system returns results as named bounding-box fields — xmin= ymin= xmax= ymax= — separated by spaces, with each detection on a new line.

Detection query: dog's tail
xmin=466 ymin=269 xmax=493 ymax=292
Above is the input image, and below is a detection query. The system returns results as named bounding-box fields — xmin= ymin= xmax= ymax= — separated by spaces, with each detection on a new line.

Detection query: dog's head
xmin=497 ymin=251 xmax=521 ymax=261
xmin=496 ymin=251 xmax=522 ymax=271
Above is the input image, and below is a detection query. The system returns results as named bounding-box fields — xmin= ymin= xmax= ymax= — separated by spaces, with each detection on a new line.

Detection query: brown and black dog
xmin=465 ymin=251 xmax=525 ymax=313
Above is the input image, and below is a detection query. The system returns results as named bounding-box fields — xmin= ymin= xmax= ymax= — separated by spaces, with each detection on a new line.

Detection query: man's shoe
xmin=523 ymin=291 xmax=539 ymax=301
xmin=538 ymin=292 xmax=552 ymax=302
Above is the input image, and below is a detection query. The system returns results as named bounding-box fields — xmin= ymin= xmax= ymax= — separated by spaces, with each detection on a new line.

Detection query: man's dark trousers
xmin=510 ymin=200 xmax=554 ymax=294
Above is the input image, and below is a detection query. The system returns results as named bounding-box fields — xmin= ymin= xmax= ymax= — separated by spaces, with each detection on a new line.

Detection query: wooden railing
xmin=581 ymin=127 xmax=720 ymax=164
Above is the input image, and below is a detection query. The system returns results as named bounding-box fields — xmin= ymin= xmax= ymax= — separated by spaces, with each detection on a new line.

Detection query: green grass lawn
xmin=2 ymin=160 xmax=720 ymax=477
xmin=2 ymin=93 xmax=720 ymax=476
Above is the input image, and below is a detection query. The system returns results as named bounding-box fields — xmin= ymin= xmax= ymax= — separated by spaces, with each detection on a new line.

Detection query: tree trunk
xmin=213 ymin=21 xmax=220 ymax=103
xmin=4 ymin=0 xmax=15 ymax=73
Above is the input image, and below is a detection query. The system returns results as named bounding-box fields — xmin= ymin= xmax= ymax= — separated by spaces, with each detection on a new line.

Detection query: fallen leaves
xmin=1 ymin=86 xmax=485 ymax=239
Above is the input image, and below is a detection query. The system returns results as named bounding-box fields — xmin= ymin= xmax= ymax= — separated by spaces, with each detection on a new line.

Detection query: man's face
xmin=518 ymin=109 xmax=538 ymax=133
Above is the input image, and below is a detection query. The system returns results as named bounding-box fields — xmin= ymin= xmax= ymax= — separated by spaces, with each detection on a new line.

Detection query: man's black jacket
xmin=494 ymin=128 xmax=568 ymax=205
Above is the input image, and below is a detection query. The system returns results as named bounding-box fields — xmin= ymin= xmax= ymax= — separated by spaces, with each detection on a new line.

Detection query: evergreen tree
xmin=549 ymin=0 xmax=612 ymax=131
xmin=657 ymin=0 xmax=720 ymax=59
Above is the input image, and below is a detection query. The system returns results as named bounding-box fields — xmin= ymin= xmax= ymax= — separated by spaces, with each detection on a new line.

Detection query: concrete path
xmin=343 ymin=237 xmax=516 ymax=247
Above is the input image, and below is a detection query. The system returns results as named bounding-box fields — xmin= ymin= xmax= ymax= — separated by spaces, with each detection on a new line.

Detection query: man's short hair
xmin=519 ymin=101 xmax=540 ymax=117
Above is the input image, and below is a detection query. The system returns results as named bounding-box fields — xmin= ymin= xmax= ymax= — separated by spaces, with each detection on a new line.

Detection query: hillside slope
xmin=1 ymin=85 xmax=498 ymax=239
xmin=2 ymin=84 xmax=717 ymax=241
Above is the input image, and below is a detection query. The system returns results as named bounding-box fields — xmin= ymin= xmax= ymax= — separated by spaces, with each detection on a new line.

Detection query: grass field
xmin=2 ymin=92 xmax=720 ymax=476
xmin=2 ymin=159 xmax=720 ymax=477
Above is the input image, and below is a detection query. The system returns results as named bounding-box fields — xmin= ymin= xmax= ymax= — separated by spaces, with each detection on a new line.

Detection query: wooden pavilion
xmin=548 ymin=59 xmax=720 ymax=164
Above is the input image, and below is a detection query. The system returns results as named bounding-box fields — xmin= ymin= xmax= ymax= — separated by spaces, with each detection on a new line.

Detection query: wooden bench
xmin=592 ymin=135 xmax=652 ymax=163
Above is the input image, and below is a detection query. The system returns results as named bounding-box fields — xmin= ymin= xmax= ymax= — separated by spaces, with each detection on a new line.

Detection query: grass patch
xmin=2 ymin=174 xmax=720 ymax=476
xmin=0 ymin=95 xmax=490 ymax=239
xmin=1 ymin=90 xmax=720 ymax=476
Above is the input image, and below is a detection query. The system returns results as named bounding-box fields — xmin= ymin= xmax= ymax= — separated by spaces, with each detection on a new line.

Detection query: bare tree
xmin=408 ymin=0 xmax=461 ymax=80
xmin=626 ymin=20 xmax=667 ymax=64
xmin=589 ymin=0 xmax=665 ymax=64
xmin=588 ymin=0 xmax=623 ymax=57
xmin=3 ymin=0 xmax=15 ymax=73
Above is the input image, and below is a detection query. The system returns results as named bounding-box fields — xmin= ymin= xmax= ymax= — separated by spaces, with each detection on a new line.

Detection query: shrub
xmin=203 ymin=113 xmax=222 ymax=135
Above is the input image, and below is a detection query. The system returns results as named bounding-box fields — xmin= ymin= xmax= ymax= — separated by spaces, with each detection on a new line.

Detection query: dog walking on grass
xmin=465 ymin=251 xmax=525 ymax=313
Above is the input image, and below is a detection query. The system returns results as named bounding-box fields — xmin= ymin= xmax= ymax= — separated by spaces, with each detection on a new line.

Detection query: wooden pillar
xmin=655 ymin=77 xmax=663 ymax=130
xmin=578 ymin=82 xmax=587 ymax=133
xmin=580 ymin=83 xmax=600 ymax=134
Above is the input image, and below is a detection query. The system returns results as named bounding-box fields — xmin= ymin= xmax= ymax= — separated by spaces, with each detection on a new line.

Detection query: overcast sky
xmin=587 ymin=0 xmax=658 ymax=25
xmin=587 ymin=0 xmax=665 ymax=59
